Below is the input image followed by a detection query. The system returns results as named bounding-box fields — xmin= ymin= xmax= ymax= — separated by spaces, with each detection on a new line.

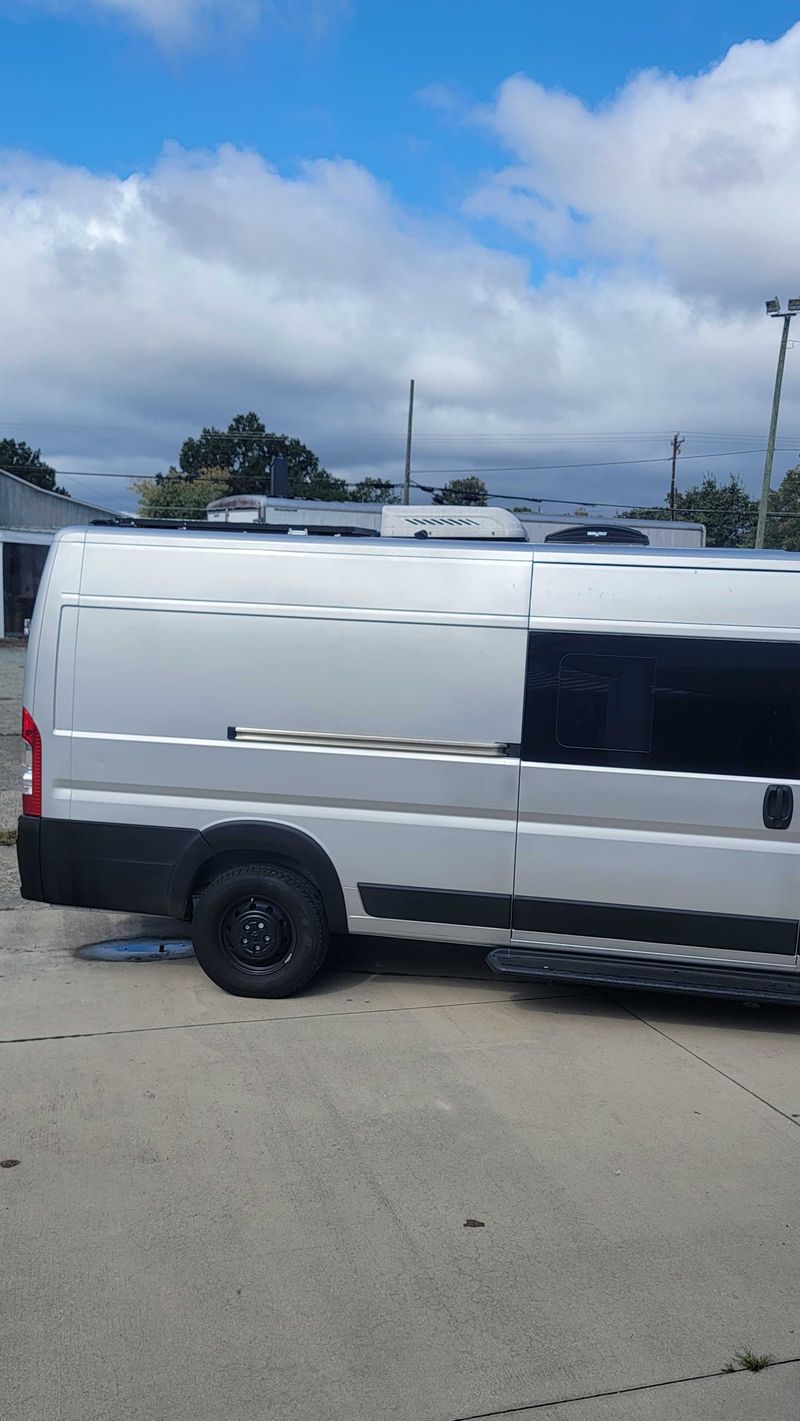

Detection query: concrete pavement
xmin=2 ymin=897 xmax=800 ymax=1421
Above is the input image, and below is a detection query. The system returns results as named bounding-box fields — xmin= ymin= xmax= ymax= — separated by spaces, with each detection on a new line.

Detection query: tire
xmin=191 ymin=863 xmax=329 ymax=998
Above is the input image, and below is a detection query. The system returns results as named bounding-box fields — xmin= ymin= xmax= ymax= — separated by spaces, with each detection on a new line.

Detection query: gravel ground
xmin=0 ymin=642 xmax=25 ymax=836
xmin=0 ymin=844 xmax=30 ymax=910
xmin=0 ymin=644 xmax=26 ymax=904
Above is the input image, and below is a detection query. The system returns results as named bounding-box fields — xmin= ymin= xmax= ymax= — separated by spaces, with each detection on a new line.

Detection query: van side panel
xmin=62 ymin=535 xmax=531 ymax=939
xmin=25 ymin=532 xmax=84 ymax=821
xmin=531 ymin=555 xmax=800 ymax=638
xmin=78 ymin=535 xmax=530 ymax=618
xmin=71 ymin=608 xmax=520 ymax=745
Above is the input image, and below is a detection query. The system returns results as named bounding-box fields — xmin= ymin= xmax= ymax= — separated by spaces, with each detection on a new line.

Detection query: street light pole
xmin=755 ymin=298 xmax=799 ymax=548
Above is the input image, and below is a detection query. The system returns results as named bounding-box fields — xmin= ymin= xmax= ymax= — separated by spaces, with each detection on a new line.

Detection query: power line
xmin=103 ymin=503 xmax=800 ymax=522
xmin=10 ymin=469 xmax=800 ymax=520
xmin=6 ymin=421 xmax=702 ymax=440
xmin=3 ymin=417 xmax=800 ymax=441
xmin=410 ymin=480 xmax=800 ymax=516
xmin=9 ymin=443 xmax=798 ymax=481
xmin=3 ymin=466 xmax=405 ymax=484
xmin=411 ymin=448 xmax=792 ymax=475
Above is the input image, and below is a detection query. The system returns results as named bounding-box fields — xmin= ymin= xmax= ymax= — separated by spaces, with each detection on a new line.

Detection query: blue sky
xmin=1 ymin=0 xmax=800 ymax=513
xmin=2 ymin=1 xmax=797 ymax=202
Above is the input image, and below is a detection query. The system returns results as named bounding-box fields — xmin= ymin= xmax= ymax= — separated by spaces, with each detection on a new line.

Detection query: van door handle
xmin=764 ymin=784 xmax=794 ymax=830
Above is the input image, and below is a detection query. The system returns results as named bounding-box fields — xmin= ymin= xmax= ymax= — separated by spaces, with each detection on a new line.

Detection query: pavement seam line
xmin=0 ymin=987 xmax=587 ymax=1045
xmin=607 ymin=993 xmax=800 ymax=1134
xmin=450 ymin=1355 xmax=800 ymax=1420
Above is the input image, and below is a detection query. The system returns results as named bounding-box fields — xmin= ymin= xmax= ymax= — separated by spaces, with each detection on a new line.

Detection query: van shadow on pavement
xmin=324 ymin=932 xmax=800 ymax=1037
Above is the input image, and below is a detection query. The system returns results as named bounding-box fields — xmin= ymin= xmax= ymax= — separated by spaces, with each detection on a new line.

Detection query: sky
xmin=1 ymin=0 xmax=800 ymax=514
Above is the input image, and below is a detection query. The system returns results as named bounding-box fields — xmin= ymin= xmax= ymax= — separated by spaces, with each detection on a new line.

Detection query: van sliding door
xmin=512 ymin=631 xmax=800 ymax=971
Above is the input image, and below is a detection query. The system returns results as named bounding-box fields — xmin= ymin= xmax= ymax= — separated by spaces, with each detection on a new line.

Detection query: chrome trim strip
xmin=79 ymin=594 xmax=527 ymax=629
xmin=227 ymin=726 xmax=513 ymax=757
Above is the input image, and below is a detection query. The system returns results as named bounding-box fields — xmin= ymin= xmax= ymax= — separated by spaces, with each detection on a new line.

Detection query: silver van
xmin=17 ymin=524 xmax=800 ymax=1003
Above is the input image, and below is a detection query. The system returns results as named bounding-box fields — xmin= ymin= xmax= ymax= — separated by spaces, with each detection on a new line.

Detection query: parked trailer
xmin=18 ymin=526 xmax=799 ymax=1003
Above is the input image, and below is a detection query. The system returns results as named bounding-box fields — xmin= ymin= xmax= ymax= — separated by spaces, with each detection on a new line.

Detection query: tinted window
xmin=557 ymin=654 xmax=654 ymax=752
xmin=524 ymin=632 xmax=800 ymax=778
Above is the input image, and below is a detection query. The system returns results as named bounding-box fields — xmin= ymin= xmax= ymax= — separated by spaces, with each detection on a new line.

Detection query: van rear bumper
xmin=17 ymin=816 xmax=43 ymax=902
xmin=17 ymin=816 xmax=203 ymax=919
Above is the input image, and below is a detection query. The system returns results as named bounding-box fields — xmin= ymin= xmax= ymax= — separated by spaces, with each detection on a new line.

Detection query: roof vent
xmin=544 ymin=523 xmax=650 ymax=546
xmin=380 ymin=506 xmax=527 ymax=540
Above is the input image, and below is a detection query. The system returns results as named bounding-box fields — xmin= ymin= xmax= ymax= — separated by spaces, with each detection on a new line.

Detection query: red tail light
xmin=21 ymin=708 xmax=41 ymax=817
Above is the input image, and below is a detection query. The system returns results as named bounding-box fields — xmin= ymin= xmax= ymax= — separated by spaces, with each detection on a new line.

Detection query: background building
xmin=0 ymin=468 xmax=113 ymax=638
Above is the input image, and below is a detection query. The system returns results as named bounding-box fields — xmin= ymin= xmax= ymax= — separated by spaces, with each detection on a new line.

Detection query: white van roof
xmin=66 ymin=522 xmax=800 ymax=569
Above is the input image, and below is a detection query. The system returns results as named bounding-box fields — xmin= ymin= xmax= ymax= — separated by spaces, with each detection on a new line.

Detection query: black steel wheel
xmin=219 ymin=895 xmax=296 ymax=974
xmin=192 ymin=863 xmax=328 ymax=997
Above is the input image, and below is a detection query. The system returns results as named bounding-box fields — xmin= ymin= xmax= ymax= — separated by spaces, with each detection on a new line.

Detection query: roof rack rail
xmin=90 ymin=517 xmax=380 ymax=537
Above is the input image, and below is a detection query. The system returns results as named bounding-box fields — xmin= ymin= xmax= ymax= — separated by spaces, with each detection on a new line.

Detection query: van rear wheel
xmin=192 ymin=864 xmax=328 ymax=997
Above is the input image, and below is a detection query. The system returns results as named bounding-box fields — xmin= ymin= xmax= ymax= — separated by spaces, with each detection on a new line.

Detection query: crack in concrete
xmin=0 ymin=986 xmax=583 ymax=1045
xmin=609 ymin=994 xmax=800 ymax=1134
xmin=452 ymin=1355 xmax=800 ymax=1419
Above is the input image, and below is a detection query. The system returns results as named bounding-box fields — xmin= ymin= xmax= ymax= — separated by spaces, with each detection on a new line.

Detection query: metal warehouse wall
xmin=0 ymin=468 xmax=111 ymax=531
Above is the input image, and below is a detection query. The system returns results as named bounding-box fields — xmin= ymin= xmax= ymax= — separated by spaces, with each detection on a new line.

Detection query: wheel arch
xmin=171 ymin=820 xmax=347 ymax=932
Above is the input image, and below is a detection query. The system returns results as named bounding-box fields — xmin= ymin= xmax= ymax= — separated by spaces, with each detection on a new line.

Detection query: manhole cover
xmin=76 ymin=938 xmax=194 ymax=963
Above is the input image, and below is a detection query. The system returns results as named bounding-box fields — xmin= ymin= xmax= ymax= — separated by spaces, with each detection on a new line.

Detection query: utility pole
xmin=669 ymin=433 xmax=684 ymax=520
xmin=402 ymin=378 xmax=415 ymax=504
xmin=756 ymin=298 xmax=800 ymax=548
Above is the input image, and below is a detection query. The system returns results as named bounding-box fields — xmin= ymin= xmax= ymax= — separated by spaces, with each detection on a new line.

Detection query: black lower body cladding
xmin=19 ymin=817 xmax=202 ymax=917
xmin=16 ymin=816 xmax=348 ymax=930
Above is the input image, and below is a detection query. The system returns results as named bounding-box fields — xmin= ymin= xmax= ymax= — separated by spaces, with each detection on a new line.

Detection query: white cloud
xmin=3 ymin=29 xmax=800 ymax=515
xmin=415 ymin=83 xmax=460 ymax=116
xmin=14 ymin=0 xmax=348 ymax=43
xmin=92 ymin=0 xmax=244 ymax=40
xmin=469 ymin=24 xmax=800 ymax=306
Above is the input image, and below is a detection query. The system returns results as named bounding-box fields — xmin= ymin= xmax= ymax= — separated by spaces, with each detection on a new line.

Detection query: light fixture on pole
xmin=755 ymin=298 xmax=800 ymax=548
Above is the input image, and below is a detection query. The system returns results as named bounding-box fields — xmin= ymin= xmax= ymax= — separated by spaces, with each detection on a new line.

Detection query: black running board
xmin=486 ymin=947 xmax=800 ymax=1004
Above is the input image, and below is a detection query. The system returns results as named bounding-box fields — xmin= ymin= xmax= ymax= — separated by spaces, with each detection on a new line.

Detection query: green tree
xmin=624 ymin=474 xmax=757 ymax=548
xmin=349 ymin=477 xmax=400 ymax=504
xmin=767 ymin=465 xmax=800 ymax=550
xmin=132 ymin=467 xmax=231 ymax=519
xmin=0 ymin=438 xmax=68 ymax=496
xmin=179 ymin=412 xmax=347 ymax=501
xmin=432 ymin=476 xmax=488 ymax=506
